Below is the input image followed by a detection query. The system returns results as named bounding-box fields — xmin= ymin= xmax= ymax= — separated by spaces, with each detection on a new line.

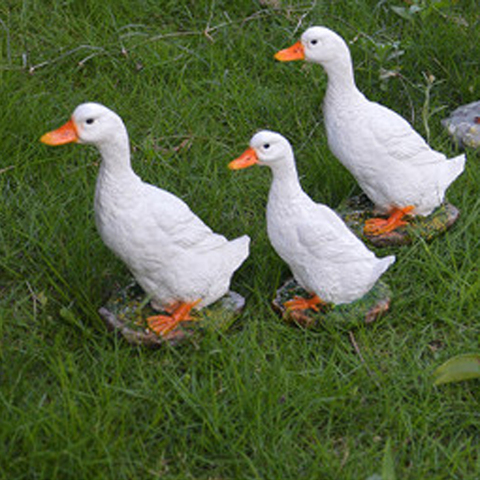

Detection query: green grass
xmin=1 ymin=0 xmax=480 ymax=478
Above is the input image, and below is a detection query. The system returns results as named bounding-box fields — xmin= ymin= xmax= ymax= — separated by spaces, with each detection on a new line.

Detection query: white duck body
xmin=301 ymin=26 xmax=466 ymax=216
xmin=75 ymin=103 xmax=250 ymax=308
xmin=251 ymin=131 xmax=395 ymax=304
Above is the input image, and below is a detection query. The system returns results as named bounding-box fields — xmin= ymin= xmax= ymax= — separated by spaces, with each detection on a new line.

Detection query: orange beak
xmin=274 ymin=41 xmax=305 ymax=62
xmin=40 ymin=118 xmax=79 ymax=145
xmin=228 ymin=147 xmax=259 ymax=170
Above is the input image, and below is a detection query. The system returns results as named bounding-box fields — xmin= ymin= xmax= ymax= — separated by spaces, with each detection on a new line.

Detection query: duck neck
xmin=97 ymin=129 xmax=136 ymax=180
xmin=323 ymin=54 xmax=358 ymax=101
xmin=269 ymin=158 xmax=304 ymax=201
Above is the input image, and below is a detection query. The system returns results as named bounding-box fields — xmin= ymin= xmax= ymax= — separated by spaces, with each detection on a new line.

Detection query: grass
xmin=1 ymin=0 xmax=480 ymax=478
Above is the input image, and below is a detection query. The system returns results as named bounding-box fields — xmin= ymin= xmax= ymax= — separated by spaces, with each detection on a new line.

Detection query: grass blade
xmin=382 ymin=438 xmax=396 ymax=480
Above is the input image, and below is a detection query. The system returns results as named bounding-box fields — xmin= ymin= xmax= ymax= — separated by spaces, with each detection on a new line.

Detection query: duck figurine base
xmin=99 ymin=281 xmax=245 ymax=347
xmin=339 ymin=194 xmax=459 ymax=248
xmin=273 ymin=278 xmax=391 ymax=329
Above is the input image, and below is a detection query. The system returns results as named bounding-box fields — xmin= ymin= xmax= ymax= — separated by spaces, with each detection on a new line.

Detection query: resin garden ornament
xmin=442 ymin=101 xmax=480 ymax=149
xmin=41 ymin=103 xmax=250 ymax=341
xmin=275 ymin=26 xmax=465 ymax=239
xmin=229 ymin=130 xmax=395 ymax=325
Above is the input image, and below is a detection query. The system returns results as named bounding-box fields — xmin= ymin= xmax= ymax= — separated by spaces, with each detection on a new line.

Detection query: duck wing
xmin=296 ymin=203 xmax=375 ymax=265
xmin=368 ymin=101 xmax=445 ymax=166
xmin=144 ymin=184 xmax=227 ymax=251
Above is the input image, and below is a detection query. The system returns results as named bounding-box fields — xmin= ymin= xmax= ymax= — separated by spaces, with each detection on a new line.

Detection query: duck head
xmin=229 ymin=130 xmax=294 ymax=171
xmin=275 ymin=26 xmax=350 ymax=67
xmin=41 ymin=102 xmax=127 ymax=147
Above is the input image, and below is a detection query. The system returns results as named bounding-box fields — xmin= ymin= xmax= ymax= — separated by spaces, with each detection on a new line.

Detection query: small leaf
xmin=37 ymin=291 xmax=48 ymax=308
xmin=390 ymin=6 xmax=413 ymax=20
xmin=433 ymin=354 xmax=480 ymax=385
xmin=59 ymin=306 xmax=86 ymax=331
xmin=59 ymin=306 xmax=78 ymax=324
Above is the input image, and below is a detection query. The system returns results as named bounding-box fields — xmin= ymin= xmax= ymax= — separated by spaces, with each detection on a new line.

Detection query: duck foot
xmin=147 ymin=300 xmax=201 ymax=336
xmin=273 ymin=278 xmax=391 ymax=329
xmin=339 ymin=195 xmax=459 ymax=247
xmin=364 ymin=206 xmax=415 ymax=235
xmin=99 ymin=305 xmax=167 ymax=347
xmin=284 ymin=294 xmax=325 ymax=312
xmin=100 ymin=282 xmax=246 ymax=347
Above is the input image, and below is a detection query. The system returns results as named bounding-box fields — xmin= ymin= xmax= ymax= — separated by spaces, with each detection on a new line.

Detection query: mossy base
xmin=272 ymin=278 xmax=392 ymax=329
xmin=99 ymin=281 xmax=245 ymax=347
xmin=338 ymin=194 xmax=459 ymax=247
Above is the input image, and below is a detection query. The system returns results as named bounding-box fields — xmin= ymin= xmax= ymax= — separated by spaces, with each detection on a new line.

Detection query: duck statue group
xmin=229 ymin=130 xmax=395 ymax=312
xmin=41 ymin=103 xmax=250 ymax=337
xmin=38 ymin=25 xmax=468 ymax=338
xmin=275 ymin=26 xmax=466 ymax=235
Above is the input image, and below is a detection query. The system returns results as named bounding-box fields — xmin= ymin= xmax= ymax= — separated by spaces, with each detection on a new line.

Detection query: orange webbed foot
xmin=364 ymin=206 xmax=415 ymax=235
xmin=284 ymin=294 xmax=325 ymax=312
xmin=147 ymin=299 xmax=201 ymax=336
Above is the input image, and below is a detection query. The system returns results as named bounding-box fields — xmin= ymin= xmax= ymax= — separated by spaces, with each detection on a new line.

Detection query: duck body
xmin=95 ymin=166 xmax=249 ymax=308
xmin=230 ymin=131 xmax=395 ymax=305
xmin=276 ymin=26 xmax=466 ymax=217
xmin=323 ymin=74 xmax=465 ymax=216
xmin=265 ymin=157 xmax=394 ymax=304
xmin=43 ymin=103 xmax=250 ymax=311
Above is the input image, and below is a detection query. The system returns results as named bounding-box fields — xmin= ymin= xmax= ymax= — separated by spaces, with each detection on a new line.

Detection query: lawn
xmin=1 ymin=0 xmax=480 ymax=478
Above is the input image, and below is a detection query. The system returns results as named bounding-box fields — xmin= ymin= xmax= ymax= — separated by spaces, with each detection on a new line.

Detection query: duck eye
xmin=263 ymin=143 xmax=270 ymax=149
xmin=311 ymin=39 xmax=318 ymax=45
xmin=86 ymin=118 xmax=95 ymax=125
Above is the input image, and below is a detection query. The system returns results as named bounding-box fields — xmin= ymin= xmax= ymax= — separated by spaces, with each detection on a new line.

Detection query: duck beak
xmin=40 ymin=118 xmax=79 ymax=145
xmin=274 ymin=41 xmax=305 ymax=61
xmin=228 ymin=147 xmax=259 ymax=170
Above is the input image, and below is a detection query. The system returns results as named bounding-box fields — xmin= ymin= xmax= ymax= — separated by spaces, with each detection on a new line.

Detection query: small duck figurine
xmin=275 ymin=26 xmax=466 ymax=235
xmin=229 ymin=130 xmax=395 ymax=312
xmin=41 ymin=103 xmax=250 ymax=336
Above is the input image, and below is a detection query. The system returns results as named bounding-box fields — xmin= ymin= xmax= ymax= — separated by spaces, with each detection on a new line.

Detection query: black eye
xmin=311 ymin=39 xmax=318 ymax=45
xmin=86 ymin=118 xmax=95 ymax=125
xmin=263 ymin=143 xmax=270 ymax=149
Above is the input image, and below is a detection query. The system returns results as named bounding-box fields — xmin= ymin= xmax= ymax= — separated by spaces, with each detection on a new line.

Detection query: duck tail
xmin=444 ymin=153 xmax=466 ymax=188
xmin=376 ymin=254 xmax=396 ymax=278
xmin=227 ymin=235 xmax=251 ymax=271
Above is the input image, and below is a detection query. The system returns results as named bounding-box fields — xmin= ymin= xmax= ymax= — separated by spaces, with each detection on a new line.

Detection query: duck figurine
xmin=229 ymin=130 xmax=395 ymax=312
xmin=41 ymin=103 xmax=250 ymax=336
xmin=275 ymin=26 xmax=466 ymax=235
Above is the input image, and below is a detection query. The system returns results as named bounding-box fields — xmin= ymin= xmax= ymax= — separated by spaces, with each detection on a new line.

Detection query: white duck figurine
xmin=41 ymin=103 xmax=250 ymax=336
xmin=275 ymin=26 xmax=466 ymax=235
xmin=229 ymin=130 xmax=395 ymax=311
